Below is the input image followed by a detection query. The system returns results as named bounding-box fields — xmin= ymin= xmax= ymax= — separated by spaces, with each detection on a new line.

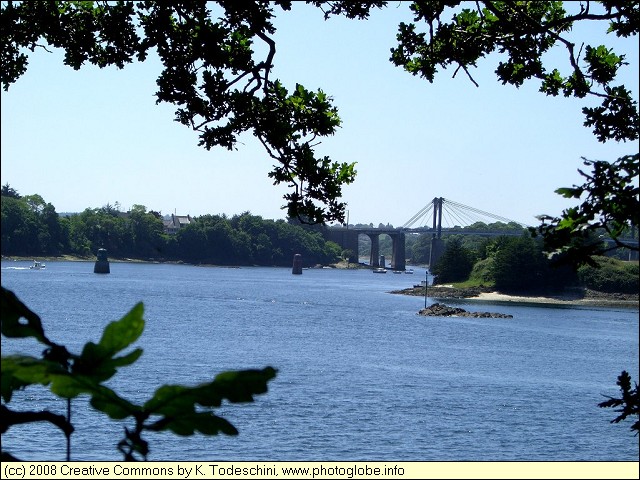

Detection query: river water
xmin=1 ymin=260 xmax=638 ymax=461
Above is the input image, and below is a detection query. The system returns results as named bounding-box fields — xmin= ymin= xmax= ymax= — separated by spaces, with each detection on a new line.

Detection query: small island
xmin=419 ymin=302 xmax=513 ymax=318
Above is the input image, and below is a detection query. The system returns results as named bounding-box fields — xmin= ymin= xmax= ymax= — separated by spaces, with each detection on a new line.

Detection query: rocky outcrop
xmin=391 ymin=285 xmax=491 ymax=298
xmin=418 ymin=302 xmax=513 ymax=318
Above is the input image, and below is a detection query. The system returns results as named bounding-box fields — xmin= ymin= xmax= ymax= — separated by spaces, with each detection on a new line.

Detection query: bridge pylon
xmin=429 ymin=197 xmax=445 ymax=267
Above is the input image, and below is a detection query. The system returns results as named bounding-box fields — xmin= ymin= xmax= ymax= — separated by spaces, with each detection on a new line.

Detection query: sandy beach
xmin=391 ymin=285 xmax=639 ymax=309
xmin=470 ymin=291 xmax=638 ymax=308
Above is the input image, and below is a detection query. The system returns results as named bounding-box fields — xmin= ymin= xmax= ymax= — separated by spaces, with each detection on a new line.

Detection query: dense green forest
xmin=427 ymin=233 xmax=639 ymax=294
xmin=0 ymin=185 xmax=341 ymax=267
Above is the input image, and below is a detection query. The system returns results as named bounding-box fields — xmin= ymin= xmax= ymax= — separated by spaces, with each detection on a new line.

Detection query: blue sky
xmin=1 ymin=2 xmax=638 ymax=228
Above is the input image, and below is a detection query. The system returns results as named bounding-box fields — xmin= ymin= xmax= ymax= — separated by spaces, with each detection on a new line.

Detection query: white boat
xmin=405 ymin=269 xmax=414 ymax=274
xmin=372 ymin=267 xmax=387 ymax=274
xmin=29 ymin=260 xmax=46 ymax=270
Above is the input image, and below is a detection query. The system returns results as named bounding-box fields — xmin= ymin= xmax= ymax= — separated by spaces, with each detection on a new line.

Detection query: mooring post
xmin=292 ymin=253 xmax=302 ymax=274
xmin=424 ymin=270 xmax=428 ymax=308
xmin=94 ymin=248 xmax=110 ymax=274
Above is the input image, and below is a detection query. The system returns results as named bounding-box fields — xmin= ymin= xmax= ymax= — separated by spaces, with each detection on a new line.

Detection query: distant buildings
xmin=163 ymin=214 xmax=193 ymax=235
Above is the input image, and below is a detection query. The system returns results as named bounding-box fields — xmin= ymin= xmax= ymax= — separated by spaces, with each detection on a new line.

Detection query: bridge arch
xmin=325 ymin=228 xmax=406 ymax=270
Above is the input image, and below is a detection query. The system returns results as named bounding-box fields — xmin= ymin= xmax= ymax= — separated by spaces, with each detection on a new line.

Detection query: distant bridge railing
xmin=403 ymin=227 xmax=527 ymax=237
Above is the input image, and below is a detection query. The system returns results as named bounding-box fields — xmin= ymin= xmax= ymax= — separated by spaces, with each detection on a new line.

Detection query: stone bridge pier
xmin=325 ymin=228 xmax=406 ymax=270
xmin=325 ymin=228 xmax=359 ymax=263
xmin=367 ymin=233 xmax=380 ymax=267
xmin=388 ymin=231 xmax=406 ymax=270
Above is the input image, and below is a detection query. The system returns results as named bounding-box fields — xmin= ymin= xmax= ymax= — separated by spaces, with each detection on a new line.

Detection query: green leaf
xmin=111 ymin=348 xmax=144 ymax=368
xmin=1 ymin=287 xmax=48 ymax=343
xmin=143 ymin=367 xmax=277 ymax=419
xmin=89 ymin=385 xmax=140 ymax=420
xmin=1 ymin=355 xmax=68 ymax=401
xmin=194 ymin=413 xmax=238 ymax=435
xmin=540 ymin=69 xmax=564 ymax=96
xmin=210 ymin=366 xmax=277 ymax=403
xmin=585 ymin=44 xmax=623 ymax=85
xmin=75 ymin=304 xmax=145 ymax=381
xmin=147 ymin=411 xmax=238 ymax=436
xmin=49 ymin=374 xmax=140 ymax=421
xmin=1 ymin=356 xmax=40 ymax=402
xmin=144 ymin=384 xmax=196 ymax=416
xmin=554 ymin=187 xmax=582 ymax=199
xmin=49 ymin=374 xmax=96 ymax=398
xmin=97 ymin=302 xmax=145 ymax=357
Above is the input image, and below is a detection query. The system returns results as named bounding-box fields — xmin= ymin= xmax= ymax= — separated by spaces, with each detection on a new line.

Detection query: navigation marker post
xmin=424 ymin=270 xmax=428 ymax=309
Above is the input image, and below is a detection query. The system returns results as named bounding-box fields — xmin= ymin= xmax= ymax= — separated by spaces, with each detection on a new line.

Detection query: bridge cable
xmin=402 ymin=198 xmax=532 ymax=230
xmin=402 ymin=202 xmax=435 ymax=229
xmin=443 ymin=198 xmax=531 ymax=227
xmin=442 ymin=203 xmax=473 ymax=228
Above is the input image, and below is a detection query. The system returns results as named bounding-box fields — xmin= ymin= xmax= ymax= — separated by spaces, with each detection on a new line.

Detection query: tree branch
xmin=453 ymin=64 xmax=479 ymax=87
xmin=1 ymin=405 xmax=74 ymax=436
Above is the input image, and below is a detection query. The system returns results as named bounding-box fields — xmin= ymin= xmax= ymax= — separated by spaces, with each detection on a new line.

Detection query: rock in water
xmin=418 ymin=302 xmax=512 ymax=318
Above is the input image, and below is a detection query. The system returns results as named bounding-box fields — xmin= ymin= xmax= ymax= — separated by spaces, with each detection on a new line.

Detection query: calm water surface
xmin=1 ymin=260 xmax=638 ymax=461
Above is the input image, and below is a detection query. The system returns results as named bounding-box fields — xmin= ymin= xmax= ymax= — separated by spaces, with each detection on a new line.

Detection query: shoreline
xmin=4 ymin=256 xmax=637 ymax=309
xmin=464 ymin=291 xmax=638 ymax=309
xmin=390 ymin=285 xmax=639 ymax=310
xmin=0 ymin=255 xmax=356 ymax=269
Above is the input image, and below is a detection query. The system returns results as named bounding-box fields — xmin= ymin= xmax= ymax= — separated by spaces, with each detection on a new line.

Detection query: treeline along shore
xmin=2 ymin=186 xmax=638 ymax=307
xmin=0 ymin=187 xmax=344 ymax=268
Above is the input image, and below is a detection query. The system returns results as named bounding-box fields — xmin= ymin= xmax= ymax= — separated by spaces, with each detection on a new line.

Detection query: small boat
xmin=373 ymin=267 xmax=387 ymax=274
xmin=392 ymin=270 xmax=402 ymax=274
xmin=405 ymin=269 xmax=414 ymax=274
xmin=29 ymin=260 xmax=46 ymax=270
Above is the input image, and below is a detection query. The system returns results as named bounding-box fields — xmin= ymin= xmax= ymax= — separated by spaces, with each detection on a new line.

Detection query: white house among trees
xmin=163 ymin=214 xmax=193 ymax=235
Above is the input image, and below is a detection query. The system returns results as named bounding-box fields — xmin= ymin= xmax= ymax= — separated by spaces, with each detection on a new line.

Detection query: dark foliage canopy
xmin=3 ymin=1 xmax=637 ymax=242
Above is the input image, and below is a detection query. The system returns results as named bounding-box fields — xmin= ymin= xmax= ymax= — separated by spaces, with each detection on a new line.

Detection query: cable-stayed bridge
xmin=326 ymin=197 xmax=532 ymax=270
xmin=327 ymin=197 xmax=638 ymax=270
